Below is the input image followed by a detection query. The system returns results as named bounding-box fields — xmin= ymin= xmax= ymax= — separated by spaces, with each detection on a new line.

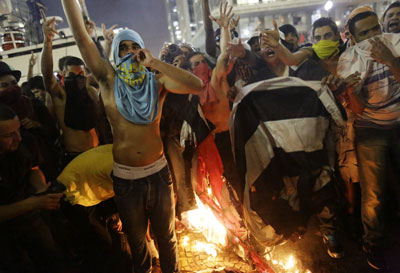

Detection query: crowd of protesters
xmin=0 ymin=0 xmax=399 ymax=272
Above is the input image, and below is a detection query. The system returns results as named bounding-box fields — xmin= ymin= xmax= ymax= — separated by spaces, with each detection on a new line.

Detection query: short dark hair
xmin=58 ymin=56 xmax=71 ymax=71
xmin=63 ymin=56 xmax=85 ymax=70
xmin=383 ymin=1 xmax=400 ymax=21
xmin=187 ymin=51 xmax=205 ymax=63
xmin=348 ymin=11 xmax=378 ymax=35
xmin=0 ymin=103 xmax=17 ymax=122
xmin=279 ymin=24 xmax=298 ymax=38
xmin=312 ymin=17 xmax=339 ymax=37
xmin=28 ymin=76 xmax=45 ymax=90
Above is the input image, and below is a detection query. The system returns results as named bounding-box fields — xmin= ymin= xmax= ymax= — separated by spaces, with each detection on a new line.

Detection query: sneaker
xmin=363 ymin=245 xmax=387 ymax=271
xmin=322 ymin=234 xmax=344 ymax=259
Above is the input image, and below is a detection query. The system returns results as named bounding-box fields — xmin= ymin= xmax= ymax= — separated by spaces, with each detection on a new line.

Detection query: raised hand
xmin=261 ymin=20 xmax=280 ymax=50
xmin=369 ymin=37 xmax=396 ymax=66
xmin=40 ymin=9 xmax=59 ymax=42
xmin=102 ymin=23 xmax=118 ymax=43
xmin=135 ymin=48 xmax=155 ymax=67
xmin=227 ymin=39 xmax=246 ymax=58
xmin=29 ymin=52 xmax=37 ymax=67
xmin=229 ymin=15 xmax=240 ymax=31
xmin=209 ymin=1 xmax=234 ymax=29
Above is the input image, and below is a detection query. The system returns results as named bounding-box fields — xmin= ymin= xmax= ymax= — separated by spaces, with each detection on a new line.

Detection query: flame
xmin=181 ymin=195 xmax=227 ymax=246
xmin=284 ymin=255 xmax=296 ymax=269
xmin=182 ymin=236 xmax=189 ymax=247
xmin=266 ymin=253 xmax=312 ymax=273
xmin=194 ymin=241 xmax=218 ymax=257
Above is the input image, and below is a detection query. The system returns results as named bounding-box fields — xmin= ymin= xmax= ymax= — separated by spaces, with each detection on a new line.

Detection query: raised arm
xmin=40 ymin=10 xmax=63 ymax=97
xmin=202 ymin=0 xmax=217 ymax=58
xmin=27 ymin=52 xmax=37 ymax=80
xmin=262 ymin=20 xmax=312 ymax=66
xmin=101 ymin=23 xmax=118 ymax=60
xmin=210 ymin=1 xmax=234 ymax=94
xmin=61 ymin=0 xmax=112 ymax=82
xmin=136 ymin=49 xmax=202 ymax=94
xmin=210 ymin=1 xmax=233 ymax=56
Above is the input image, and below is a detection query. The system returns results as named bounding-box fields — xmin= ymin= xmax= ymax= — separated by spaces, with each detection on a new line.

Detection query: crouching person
xmin=0 ymin=103 xmax=66 ymax=273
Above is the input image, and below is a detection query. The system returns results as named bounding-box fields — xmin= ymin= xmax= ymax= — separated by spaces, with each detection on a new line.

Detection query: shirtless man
xmin=41 ymin=10 xmax=98 ymax=167
xmin=61 ymin=1 xmax=202 ymax=273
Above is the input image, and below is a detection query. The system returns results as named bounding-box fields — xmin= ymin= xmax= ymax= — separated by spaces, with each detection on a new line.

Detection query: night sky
xmin=42 ymin=0 xmax=171 ymax=56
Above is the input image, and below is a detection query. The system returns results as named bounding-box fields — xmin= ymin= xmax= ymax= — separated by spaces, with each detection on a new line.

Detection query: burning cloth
xmin=229 ymin=76 xmax=345 ymax=246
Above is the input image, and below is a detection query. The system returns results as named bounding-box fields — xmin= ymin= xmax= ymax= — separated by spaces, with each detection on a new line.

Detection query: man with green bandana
xmin=62 ymin=1 xmax=202 ymax=273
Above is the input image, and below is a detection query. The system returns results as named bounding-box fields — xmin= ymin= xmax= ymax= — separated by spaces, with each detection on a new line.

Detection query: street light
xmin=324 ymin=0 xmax=333 ymax=11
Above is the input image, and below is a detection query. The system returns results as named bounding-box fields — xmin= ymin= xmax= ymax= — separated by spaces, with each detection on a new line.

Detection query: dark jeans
xmin=355 ymin=126 xmax=400 ymax=247
xmin=111 ymin=166 xmax=179 ymax=273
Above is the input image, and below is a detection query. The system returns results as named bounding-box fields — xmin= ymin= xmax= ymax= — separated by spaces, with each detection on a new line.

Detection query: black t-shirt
xmin=0 ymin=131 xmax=40 ymax=205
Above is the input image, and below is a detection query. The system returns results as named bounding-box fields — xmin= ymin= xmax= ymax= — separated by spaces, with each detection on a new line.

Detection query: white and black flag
xmin=229 ymin=76 xmax=345 ymax=244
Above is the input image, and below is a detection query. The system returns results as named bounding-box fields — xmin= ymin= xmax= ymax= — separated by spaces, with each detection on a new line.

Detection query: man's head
xmin=61 ymin=56 xmax=86 ymax=77
xmin=0 ymin=104 xmax=21 ymax=154
xmin=382 ymin=1 xmax=400 ymax=33
xmin=112 ymin=29 xmax=145 ymax=64
xmin=187 ymin=52 xmax=208 ymax=71
xmin=279 ymin=24 xmax=299 ymax=48
xmin=312 ymin=17 xmax=340 ymax=43
xmin=348 ymin=11 xmax=381 ymax=43
xmin=28 ymin=76 xmax=46 ymax=101
xmin=0 ymin=62 xmax=21 ymax=93
xmin=247 ymin=31 xmax=261 ymax=53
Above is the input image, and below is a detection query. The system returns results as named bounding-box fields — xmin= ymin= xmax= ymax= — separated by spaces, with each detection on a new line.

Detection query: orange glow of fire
xmin=194 ymin=240 xmax=218 ymax=257
xmin=266 ymin=253 xmax=312 ymax=273
xmin=181 ymin=195 xmax=227 ymax=246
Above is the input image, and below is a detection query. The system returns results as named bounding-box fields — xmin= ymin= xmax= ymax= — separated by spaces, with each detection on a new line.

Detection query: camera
xmin=34 ymin=181 xmax=67 ymax=196
xmin=161 ymin=43 xmax=183 ymax=64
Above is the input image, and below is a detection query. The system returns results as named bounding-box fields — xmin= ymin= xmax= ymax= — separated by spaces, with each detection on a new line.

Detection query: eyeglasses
xmin=0 ymin=80 xmax=18 ymax=89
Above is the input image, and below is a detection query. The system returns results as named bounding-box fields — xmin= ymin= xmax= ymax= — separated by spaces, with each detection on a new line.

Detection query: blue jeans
xmin=355 ymin=126 xmax=400 ymax=247
xmin=111 ymin=166 xmax=179 ymax=273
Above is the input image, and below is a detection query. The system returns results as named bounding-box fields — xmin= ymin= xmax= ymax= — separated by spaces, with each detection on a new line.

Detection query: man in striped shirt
xmin=339 ymin=10 xmax=400 ymax=271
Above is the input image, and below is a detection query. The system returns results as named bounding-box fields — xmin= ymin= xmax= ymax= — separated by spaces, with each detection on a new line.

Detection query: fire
xmin=194 ymin=241 xmax=218 ymax=257
xmin=284 ymin=255 xmax=296 ymax=269
xmin=266 ymin=253 xmax=312 ymax=273
xmin=181 ymin=195 xmax=227 ymax=246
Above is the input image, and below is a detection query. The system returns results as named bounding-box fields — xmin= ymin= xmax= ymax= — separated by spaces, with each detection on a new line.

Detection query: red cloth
xmin=196 ymin=134 xmax=224 ymax=198
xmin=193 ymin=63 xmax=218 ymax=106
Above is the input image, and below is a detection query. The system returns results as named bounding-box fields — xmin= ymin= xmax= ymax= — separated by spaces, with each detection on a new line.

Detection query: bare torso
xmin=100 ymin=74 xmax=167 ymax=167
xmin=52 ymin=93 xmax=98 ymax=153
xmin=202 ymin=75 xmax=231 ymax=133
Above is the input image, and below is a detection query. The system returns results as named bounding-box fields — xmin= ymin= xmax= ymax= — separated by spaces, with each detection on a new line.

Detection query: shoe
xmin=363 ymin=245 xmax=387 ymax=271
xmin=322 ymin=233 xmax=344 ymax=259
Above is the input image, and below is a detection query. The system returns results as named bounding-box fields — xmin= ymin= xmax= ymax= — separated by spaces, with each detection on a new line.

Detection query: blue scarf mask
xmin=112 ymin=29 xmax=159 ymax=125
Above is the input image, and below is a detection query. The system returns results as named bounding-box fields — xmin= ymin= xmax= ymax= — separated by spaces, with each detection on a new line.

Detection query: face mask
xmin=193 ymin=62 xmax=212 ymax=82
xmin=0 ymin=85 xmax=22 ymax=104
xmin=64 ymin=74 xmax=87 ymax=95
xmin=312 ymin=40 xmax=340 ymax=60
